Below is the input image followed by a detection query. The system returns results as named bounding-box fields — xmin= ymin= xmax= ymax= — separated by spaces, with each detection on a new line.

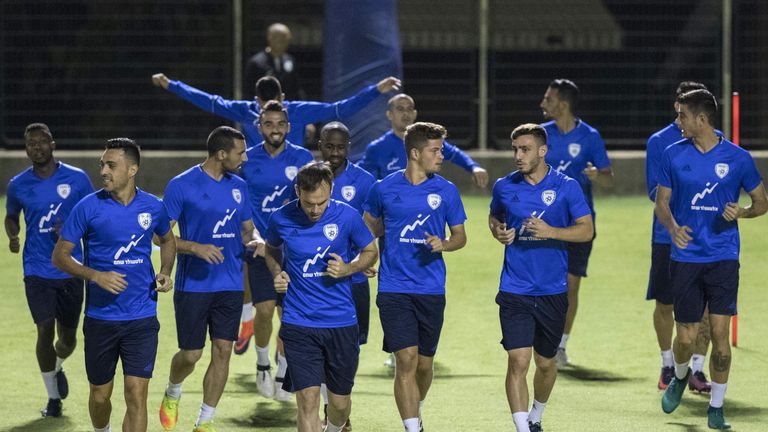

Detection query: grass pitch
xmin=1 ymin=195 xmax=767 ymax=431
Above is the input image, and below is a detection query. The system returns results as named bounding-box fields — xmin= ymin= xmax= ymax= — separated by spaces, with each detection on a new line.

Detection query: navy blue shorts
xmin=174 ymin=290 xmax=243 ymax=350
xmin=566 ymin=240 xmax=593 ymax=278
xmin=351 ymin=281 xmax=370 ymax=345
xmin=279 ymin=323 xmax=359 ymax=395
xmin=671 ymin=260 xmax=739 ymax=323
xmin=496 ymin=291 xmax=568 ymax=358
xmin=24 ymin=276 xmax=84 ymax=328
xmin=646 ymin=243 xmax=673 ymax=304
xmin=245 ymin=255 xmax=282 ymax=305
xmin=83 ymin=316 xmax=160 ymax=385
xmin=377 ymin=292 xmax=445 ymax=357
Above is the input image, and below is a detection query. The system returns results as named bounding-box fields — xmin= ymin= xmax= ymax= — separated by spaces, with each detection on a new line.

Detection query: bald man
xmin=244 ymin=23 xmax=305 ymax=101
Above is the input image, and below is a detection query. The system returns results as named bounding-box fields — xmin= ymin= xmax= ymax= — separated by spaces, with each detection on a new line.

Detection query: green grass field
xmin=1 ymin=195 xmax=767 ymax=431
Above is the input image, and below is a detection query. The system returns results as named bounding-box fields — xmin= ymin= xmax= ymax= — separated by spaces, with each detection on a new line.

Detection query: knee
xmin=655 ymin=303 xmax=674 ymax=317
xmin=329 ymin=395 xmax=351 ymax=414
xmin=416 ymin=359 xmax=433 ymax=376
xmin=709 ymin=325 xmax=729 ymax=346
xmin=90 ymin=386 xmax=112 ymax=405
xmin=296 ymin=388 xmax=320 ymax=413
xmin=211 ymin=341 xmax=233 ymax=363
xmin=507 ymin=356 xmax=529 ymax=376
xmin=36 ymin=321 xmax=56 ymax=342
xmin=124 ymin=382 xmax=148 ymax=407
xmin=395 ymin=350 xmax=418 ymax=376
xmin=179 ymin=349 xmax=203 ymax=365
xmin=254 ymin=304 xmax=275 ymax=321
xmin=535 ymin=357 xmax=557 ymax=375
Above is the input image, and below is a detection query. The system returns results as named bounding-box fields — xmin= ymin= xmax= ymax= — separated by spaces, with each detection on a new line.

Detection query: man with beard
xmin=158 ymin=127 xmax=261 ymax=432
xmin=488 ymin=124 xmax=593 ymax=432
xmin=538 ymin=79 xmax=613 ymax=367
xmin=5 ymin=123 xmax=94 ymax=417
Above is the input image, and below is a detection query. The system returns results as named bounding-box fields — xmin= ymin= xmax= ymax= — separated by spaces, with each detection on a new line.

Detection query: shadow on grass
xmin=678 ymin=396 xmax=767 ymax=418
xmin=665 ymin=422 xmax=706 ymax=432
xmin=557 ymin=364 xmax=639 ymax=382
xmin=8 ymin=416 xmax=75 ymax=432
xmin=229 ymin=401 xmax=296 ymax=429
xmin=231 ymin=372 xmax=258 ymax=392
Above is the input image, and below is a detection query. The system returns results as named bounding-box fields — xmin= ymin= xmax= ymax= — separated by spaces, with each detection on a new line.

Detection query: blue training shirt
xmin=266 ymin=199 xmax=374 ymax=328
xmin=60 ymin=189 xmax=171 ymax=321
xmin=541 ymin=119 xmax=610 ymax=212
xmin=6 ymin=162 xmax=94 ymax=279
xmin=490 ymin=168 xmax=591 ymax=296
xmin=167 ymin=80 xmax=381 ymax=148
xmin=163 ymin=166 xmax=252 ymax=293
xmin=658 ymin=138 xmax=762 ymax=263
xmin=357 ymin=130 xmax=479 ymax=180
xmin=363 ymin=171 xmax=467 ymax=295
xmin=239 ymin=142 xmax=314 ymax=235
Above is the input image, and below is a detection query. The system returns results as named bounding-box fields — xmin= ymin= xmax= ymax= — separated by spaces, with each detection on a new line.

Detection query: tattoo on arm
xmin=711 ymin=351 xmax=731 ymax=373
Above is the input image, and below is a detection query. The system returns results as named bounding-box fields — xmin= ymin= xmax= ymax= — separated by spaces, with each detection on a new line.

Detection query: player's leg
xmin=647 ymin=243 xmax=676 ymax=389
xmin=507 ymin=348 xmax=533 ymax=432
xmin=235 ymin=262 xmax=254 ymax=355
xmin=412 ymin=293 xmax=446 ymax=430
xmin=689 ymin=308 xmax=712 ymax=393
xmin=25 ymin=277 xmax=64 ymax=413
xmin=250 ymin=256 xmax=278 ymax=397
xmin=89 ymin=380 xmax=115 ymax=430
xmin=324 ymin=325 xmax=359 ymax=432
xmin=123 ymin=375 xmax=150 ymax=432
xmin=83 ymin=317 xmax=121 ymax=430
xmin=295 ymin=386 xmax=322 ymax=432
xmin=121 ymin=317 xmax=160 ymax=432
xmin=557 ymin=240 xmax=591 ymax=367
xmin=51 ymin=277 xmax=84 ymax=401
xmin=273 ymin=302 xmax=292 ymax=402
xmin=279 ymin=323 xmax=325 ymax=432
xmin=393 ymin=347 xmax=421 ymax=429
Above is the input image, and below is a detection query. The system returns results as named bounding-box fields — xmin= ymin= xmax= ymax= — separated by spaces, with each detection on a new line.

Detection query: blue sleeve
xmin=357 ymin=143 xmax=380 ymax=179
xmin=265 ymin=213 xmax=283 ymax=247
xmin=645 ymin=136 xmax=662 ymax=202
xmin=288 ymin=84 xmax=380 ymax=124
xmin=347 ymin=209 xmax=375 ymax=250
xmin=5 ymin=181 xmax=21 ymax=216
xmin=77 ymin=173 xmax=95 ymax=199
xmin=60 ymin=199 xmax=89 ymax=244
xmin=168 ymin=80 xmax=255 ymax=125
xmin=445 ymin=185 xmax=467 ymax=227
xmin=658 ymin=148 xmax=673 ymax=189
xmin=356 ymin=175 xmax=376 ymax=215
xmin=740 ymin=154 xmax=763 ymax=193
xmin=566 ymin=180 xmax=592 ymax=220
xmin=153 ymin=202 xmax=172 ymax=237
xmin=489 ymin=179 xmax=505 ymax=220
xmin=240 ymin=186 xmax=253 ymax=221
xmin=590 ymin=132 xmax=611 ymax=169
xmin=442 ymin=140 xmax=478 ymax=172
xmin=362 ymin=181 xmax=383 ymax=218
xmin=162 ymin=180 xmax=183 ymax=222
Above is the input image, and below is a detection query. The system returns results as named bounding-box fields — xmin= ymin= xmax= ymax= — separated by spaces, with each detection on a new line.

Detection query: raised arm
xmin=152 ymin=73 xmax=255 ymax=124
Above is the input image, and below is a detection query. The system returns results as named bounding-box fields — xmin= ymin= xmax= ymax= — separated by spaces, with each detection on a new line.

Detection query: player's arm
xmin=155 ymin=220 xmax=225 ymax=265
xmin=442 ymin=141 xmax=489 ymax=188
xmin=242 ymin=219 xmax=266 ymax=257
xmin=425 ymin=224 xmax=467 ymax=253
xmin=151 ymin=73 xmax=253 ymax=124
xmin=488 ymin=214 xmax=515 ymax=245
xmin=326 ymin=240 xmax=379 ymax=279
xmin=296 ymin=77 xmax=401 ymax=123
xmin=4 ymin=213 xmax=21 ymax=253
xmin=584 ymin=163 xmax=614 ymax=187
xmin=52 ymin=239 xmax=128 ymax=295
xmin=155 ymin=229 xmax=176 ymax=292
xmin=363 ymin=212 xmax=384 ymax=238
xmin=524 ymin=214 xmax=594 ymax=242
xmin=264 ymin=242 xmax=290 ymax=293
xmin=723 ymin=182 xmax=768 ymax=221
xmin=654 ymin=185 xmax=692 ymax=249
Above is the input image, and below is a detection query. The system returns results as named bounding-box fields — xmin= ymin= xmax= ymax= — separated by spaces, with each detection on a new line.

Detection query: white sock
xmin=242 ymin=304 xmax=253 ymax=321
xmin=165 ymin=382 xmax=182 ymax=400
xmin=94 ymin=425 xmax=110 ymax=432
xmin=661 ymin=350 xmax=674 ymax=368
xmin=55 ymin=356 xmax=65 ymax=372
xmin=320 ymin=383 xmax=329 ymax=406
xmin=276 ymin=351 xmax=288 ymax=379
xmin=41 ymin=370 xmax=60 ymax=399
xmin=255 ymin=344 xmax=270 ymax=367
xmin=559 ymin=334 xmax=569 ymax=350
xmin=403 ymin=417 xmax=420 ymax=432
xmin=528 ymin=399 xmax=546 ymax=424
xmin=418 ymin=399 xmax=424 ymax=418
xmin=512 ymin=411 xmax=530 ymax=432
xmin=710 ymin=381 xmax=728 ymax=408
xmin=325 ymin=420 xmax=344 ymax=432
xmin=196 ymin=402 xmax=216 ymax=425
xmin=673 ymin=351 xmax=690 ymax=380
xmin=691 ymin=354 xmax=706 ymax=373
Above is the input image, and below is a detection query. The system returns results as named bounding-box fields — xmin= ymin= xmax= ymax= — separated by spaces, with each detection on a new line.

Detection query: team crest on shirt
xmin=341 ymin=186 xmax=356 ymax=202
xmin=323 ymin=224 xmax=338 ymax=241
xmin=57 ymin=184 xmax=71 ymax=199
xmin=285 ymin=166 xmax=298 ymax=180
xmin=568 ymin=143 xmax=581 ymax=158
xmin=427 ymin=194 xmax=442 ymax=210
xmin=715 ymin=163 xmax=729 ymax=179
xmin=541 ymin=190 xmax=557 ymax=206
xmin=138 ymin=213 xmax=152 ymax=230
xmin=232 ymin=188 xmax=242 ymax=204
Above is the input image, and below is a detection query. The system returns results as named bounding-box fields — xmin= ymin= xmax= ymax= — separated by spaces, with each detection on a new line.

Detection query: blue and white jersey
xmin=6 ymin=162 xmax=94 ymax=279
xmin=490 ymin=168 xmax=591 ymax=296
xmin=266 ymin=200 xmax=374 ymax=328
xmin=363 ymin=171 xmax=467 ymax=295
xmin=164 ymin=166 xmax=252 ymax=293
xmin=541 ymin=119 xmax=610 ymax=212
xmin=60 ymin=189 xmax=171 ymax=321
xmin=239 ymin=142 xmax=314 ymax=235
xmin=659 ymin=138 xmax=762 ymax=263
xmin=358 ymin=130 xmax=479 ymax=180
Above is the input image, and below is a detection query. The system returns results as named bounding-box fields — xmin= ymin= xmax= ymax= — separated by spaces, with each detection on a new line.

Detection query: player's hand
xmin=326 ymin=253 xmax=352 ymax=278
xmin=363 ymin=267 xmax=378 ymax=278
xmin=193 ymin=243 xmax=225 ymax=264
xmin=583 ymin=162 xmax=598 ymax=181
xmin=424 ymin=231 xmax=445 ymax=253
xmin=92 ymin=271 xmax=128 ymax=295
xmin=377 ymin=76 xmax=402 ymax=93
xmin=8 ymin=236 xmax=20 ymax=253
xmin=523 ymin=217 xmax=556 ymax=239
xmin=155 ymin=273 xmax=174 ymax=292
xmin=246 ymin=238 xmax=266 ymax=257
xmin=671 ymin=225 xmax=693 ymax=249
xmin=472 ymin=167 xmax=489 ymax=188
xmin=491 ymin=223 xmax=515 ymax=245
xmin=151 ymin=73 xmax=170 ymax=90
xmin=274 ymin=271 xmax=290 ymax=293
xmin=722 ymin=202 xmax=742 ymax=221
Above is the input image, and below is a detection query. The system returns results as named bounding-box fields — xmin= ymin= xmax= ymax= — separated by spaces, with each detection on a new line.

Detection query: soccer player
xmin=264 ymin=162 xmax=378 ymax=432
xmin=5 ymin=123 xmax=94 ymax=417
xmin=358 ymin=93 xmax=489 ymax=187
xmin=538 ymin=79 xmax=613 ymax=367
xmin=158 ymin=127 xmax=261 ymax=432
xmin=240 ymin=101 xmax=314 ymax=400
xmin=646 ymin=82 xmax=716 ymax=392
xmin=656 ymin=89 xmax=767 ymax=429
xmin=488 ymin=124 xmax=593 ymax=432
xmin=363 ymin=122 xmax=467 ymax=432
xmin=151 ymin=72 xmax=400 ymax=148
xmin=52 ymin=138 xmax=176 ymax=432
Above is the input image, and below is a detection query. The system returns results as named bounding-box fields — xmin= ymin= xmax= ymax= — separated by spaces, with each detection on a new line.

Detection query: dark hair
xmin=296 ymin=161 xmax=334 ymax=192
xmin=511 ymin=123 xmax=548 ymax=146
xmin=207 ymin=126 xmax=245 ymax=156
xmin=105 ymin=138 xmax=141 ymax=166
xmin=387 ymin=93 xmax=414 ymax=111
xmin=24 ymin=123 xmax=53 ymax=140
xmin=404 ymin=122 xmax=446 ymax=156
xmin=259 ymin=100 xmax=289 ymax=122
xmin=677 ymin=89 xmax=718 ymax=126
xmin=676 ymin=81 xmax=708 ymax=97
xmin=320 ymin=121 xmax=350 ymax=142
xmin=548 ymin=79 xmax=579 ymax=111
xmin=255 ymin=76 xmax=282 ymax=101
